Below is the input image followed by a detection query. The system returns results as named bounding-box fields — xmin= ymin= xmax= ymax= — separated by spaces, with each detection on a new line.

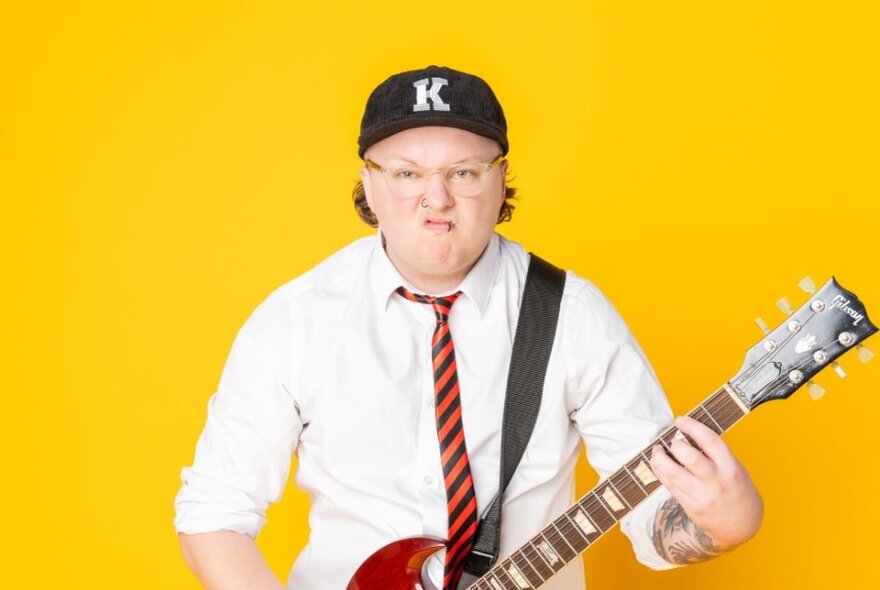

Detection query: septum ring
xmin=420 ymin=198 xmax=429 ymax=208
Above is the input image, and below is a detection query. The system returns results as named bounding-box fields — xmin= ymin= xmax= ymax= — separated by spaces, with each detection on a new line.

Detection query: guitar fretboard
xmin=468 ymin=386 xmax=747 ymax=590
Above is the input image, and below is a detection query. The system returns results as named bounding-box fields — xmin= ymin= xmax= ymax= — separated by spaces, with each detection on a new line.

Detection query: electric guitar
xmin=347 ymin=277 xmax=877 ymax=590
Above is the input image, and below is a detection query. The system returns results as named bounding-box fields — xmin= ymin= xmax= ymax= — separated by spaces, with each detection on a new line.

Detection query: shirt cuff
xmin=173 ymin=468 xmax=267 ymax=539
xmin=619 ymin=486 xmax=680 ymax=571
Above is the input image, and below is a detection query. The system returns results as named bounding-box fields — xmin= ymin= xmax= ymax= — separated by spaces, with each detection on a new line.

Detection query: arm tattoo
xmin=651 ymin=497 xmax=722 ymax=565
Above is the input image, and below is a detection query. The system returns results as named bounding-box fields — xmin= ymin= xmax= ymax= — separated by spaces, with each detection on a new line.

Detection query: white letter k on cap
xmin=413 ymin=77 xmax=450 ymax=112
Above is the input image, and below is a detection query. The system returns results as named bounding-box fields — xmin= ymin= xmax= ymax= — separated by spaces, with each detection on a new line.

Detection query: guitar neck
xmin=469 ymin=385 xmax=749 ymax=590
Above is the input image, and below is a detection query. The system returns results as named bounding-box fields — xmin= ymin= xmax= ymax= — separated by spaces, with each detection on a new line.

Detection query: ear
xmin=359 ymin=164 xmax=374 ymax=210
xmin=500 ymin=159 xmax=509 ymax=192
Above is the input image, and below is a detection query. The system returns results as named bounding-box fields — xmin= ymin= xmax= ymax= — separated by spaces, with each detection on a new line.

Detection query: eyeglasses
xmin=364 ymin=154 xmax=504 ymax=199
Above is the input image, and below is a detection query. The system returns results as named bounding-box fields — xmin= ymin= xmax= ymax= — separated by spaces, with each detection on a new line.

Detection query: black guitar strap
xmin=459 ymin=253 xmax=566 ymax=587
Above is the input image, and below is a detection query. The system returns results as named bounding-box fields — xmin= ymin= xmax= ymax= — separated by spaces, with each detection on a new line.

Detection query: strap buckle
xmin=464 ymin=547 xmax=498 ymax=576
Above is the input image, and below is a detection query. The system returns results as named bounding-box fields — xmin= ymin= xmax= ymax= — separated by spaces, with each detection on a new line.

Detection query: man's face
xmin=360 ymin=126 xmax=507 ymax=291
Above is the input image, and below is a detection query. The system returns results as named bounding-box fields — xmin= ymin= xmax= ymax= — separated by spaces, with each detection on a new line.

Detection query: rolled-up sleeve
xmin=563 ymin=278 xmax=678 ymax=570
xmin=174 ymin=292 xmax=301 ymax=539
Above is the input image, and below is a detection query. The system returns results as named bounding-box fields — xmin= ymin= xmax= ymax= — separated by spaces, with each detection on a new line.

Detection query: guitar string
xmin=733 ymin=339 xmax=840 ymax=407
xmin=733 ymin=308 xmax=822 ymax=384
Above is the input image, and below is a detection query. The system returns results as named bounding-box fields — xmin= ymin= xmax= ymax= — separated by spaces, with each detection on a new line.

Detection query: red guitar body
xmin=346 ymin=536 xmax=446 ymax=590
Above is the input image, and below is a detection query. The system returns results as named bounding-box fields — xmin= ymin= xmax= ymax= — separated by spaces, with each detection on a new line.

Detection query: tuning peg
xmin=807 ymin=381 xmax=826 ymax=400
xmin=777 ymin=297 xmax=793 ymax=316
xmin=798 ymin=276 xmax=817 ymax=294
xmin=755 ymin=317 xmax=770 ymax=335
xmin=831 ymin=361 xmax=846 ymax=378
xmin=857 ymin=344 xmax=874 ymax=364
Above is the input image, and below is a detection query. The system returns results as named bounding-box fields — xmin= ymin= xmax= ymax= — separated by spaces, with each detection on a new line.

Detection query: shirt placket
xmin=414 ymin=308 xmax=448 ymax=544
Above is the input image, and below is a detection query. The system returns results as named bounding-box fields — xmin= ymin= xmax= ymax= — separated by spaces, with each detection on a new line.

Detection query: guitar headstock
xmin=730 ymin=277 xmax=877 ymax=410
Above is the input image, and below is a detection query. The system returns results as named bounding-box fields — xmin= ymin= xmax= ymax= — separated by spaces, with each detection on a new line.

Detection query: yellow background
xmin=3 ymin=1 xmax=878 ymax=587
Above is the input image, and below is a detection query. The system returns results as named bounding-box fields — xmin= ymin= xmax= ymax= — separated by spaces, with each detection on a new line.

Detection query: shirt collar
xmin=369 ymin=231 xmax=501 ymax=318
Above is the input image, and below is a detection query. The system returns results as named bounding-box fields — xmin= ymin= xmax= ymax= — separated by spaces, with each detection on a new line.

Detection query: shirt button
xmin=423 ymin=475 xmax=433 ymax=485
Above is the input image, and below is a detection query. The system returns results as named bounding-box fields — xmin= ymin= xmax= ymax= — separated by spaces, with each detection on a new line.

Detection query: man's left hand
xmin=649 ymin=415 xmax=764 ymax=552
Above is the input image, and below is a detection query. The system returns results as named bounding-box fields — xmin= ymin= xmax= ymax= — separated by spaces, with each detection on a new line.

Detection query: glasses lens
xmin=446 ymin=163 xmax=489 ymax=198
xmin=382 ymin=161 xmax=497 ymax=199
xmin=386 ymin=166 xmax=425 ymax=199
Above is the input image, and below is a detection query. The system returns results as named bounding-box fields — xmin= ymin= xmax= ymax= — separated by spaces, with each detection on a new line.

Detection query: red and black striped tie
xmin=396 ymin=287 xmax=478 ymax=590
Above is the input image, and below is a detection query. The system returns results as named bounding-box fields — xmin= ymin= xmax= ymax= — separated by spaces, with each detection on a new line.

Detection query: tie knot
xmin=395 ymin=287 xmax=461 ymax=323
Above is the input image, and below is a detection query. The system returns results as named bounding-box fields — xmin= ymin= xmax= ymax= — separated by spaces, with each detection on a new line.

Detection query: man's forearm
xmin=651 ymin=497 xmax=723 ymax=565
xmin=179 ymin=531 xmax=285 ymax=590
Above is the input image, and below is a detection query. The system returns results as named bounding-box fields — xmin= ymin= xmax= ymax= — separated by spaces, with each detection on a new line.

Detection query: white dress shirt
xmin=174 ymin=232 xmax=676 ymax=589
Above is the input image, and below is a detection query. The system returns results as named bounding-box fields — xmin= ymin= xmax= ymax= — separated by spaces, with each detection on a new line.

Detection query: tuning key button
xmin=787 ymin=320 xmax=801 ymax=333
xmin=799 ymin=276 xmax=817 ymax=294
xmin=857 ymin=344 xmax=874 ymax=364
xmin=807 ymin=381 xmax=826 ymax=400
xmin=755 ymin=317 xmax=770 ymax=335
xmin=838 ymin=332 xmax=855 ymax=347
xmin=832 ymin=362 xmax=846 ymax=378
xmin=763 ymin=339 xmax=777 ymax=352
xmin=777 ymin=297 xmax=794 ymax=316
xmin=789 ymin=370 xmax=804 ymax=384
xmin=811 ymin=299 xmax=826 ymax=312
xmin=813 ymin=350 xmax=829 ymax=364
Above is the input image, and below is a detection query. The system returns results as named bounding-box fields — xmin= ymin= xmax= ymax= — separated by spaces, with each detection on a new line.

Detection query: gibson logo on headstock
xmin=830 ymin=294 xmax=866 ymax=325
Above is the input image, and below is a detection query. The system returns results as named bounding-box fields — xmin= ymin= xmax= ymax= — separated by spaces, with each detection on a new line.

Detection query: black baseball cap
xmin=358 ymin=65 xmax=508 ymax=158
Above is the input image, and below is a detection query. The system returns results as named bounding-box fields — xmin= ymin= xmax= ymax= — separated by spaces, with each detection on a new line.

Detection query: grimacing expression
xmin=360 ymin=126 xmax=507 ymax=292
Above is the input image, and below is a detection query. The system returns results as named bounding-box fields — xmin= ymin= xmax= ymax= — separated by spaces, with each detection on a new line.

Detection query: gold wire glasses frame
xmin=365 ymin=154 xmax=504 ymax=199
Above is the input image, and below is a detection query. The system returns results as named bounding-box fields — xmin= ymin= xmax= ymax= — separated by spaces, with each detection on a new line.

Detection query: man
xmin=175 ymin=65 xmax=763 ymax=590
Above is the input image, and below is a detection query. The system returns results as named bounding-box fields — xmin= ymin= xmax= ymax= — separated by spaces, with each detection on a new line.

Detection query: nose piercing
xmin=420 ymin=198 xmax=429 ymax=208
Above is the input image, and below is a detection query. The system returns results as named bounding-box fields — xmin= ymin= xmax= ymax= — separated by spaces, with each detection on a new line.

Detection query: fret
xmin=691 ymin=405 xmax=723 ymax=435
xmin=657 ymin=436 xmax=673 ymax=454
xmin=660 ymin=426 xmax=685 ymax=446
xmin=513 ymin=548 xmax=546 ymax=585
xmin=622 ymin=463 xmax=649 ymax=496
xmin=660 ymin=426 xmax=697 ymax=451
xmin=535 ymin=532 xmax=565 ymax=572
xmin=582 ymin=491 xmax=616 ymax=531
xmin=703 ymin=388 xmax=746 ymax=430
xmin=691 ymin=406 xmax=720 ymax=434
xmin=506 ymin=555 xmax=537 ymax=589
xmin=627 ymin=455 xmax=662 ymax=494
xmin=522 ymin=540 xmax=556 ymax=579
xmin=559 ymin=512 xmax=590 ymax=550
xmin=565 ymin=505 xmax=601 ymax=544
xmin=548 ymin=520 xmax=578 ymax=559
xmin=604 ymin=478 xmax=632 ymax=511
xmin=593 ymin=484 xmax=626 ymax=521
xmin=489 ymin=576 xmax=506 ymax=590
xmin=492 ymin=563 xmax=518 ymax=590
xmin=474 ymin=572 xmax=491 ymax=590
xmin=699 ymin=401 xmax=724 ymax=432
xmin=610 ymin=469 xmax=647 ymax=507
